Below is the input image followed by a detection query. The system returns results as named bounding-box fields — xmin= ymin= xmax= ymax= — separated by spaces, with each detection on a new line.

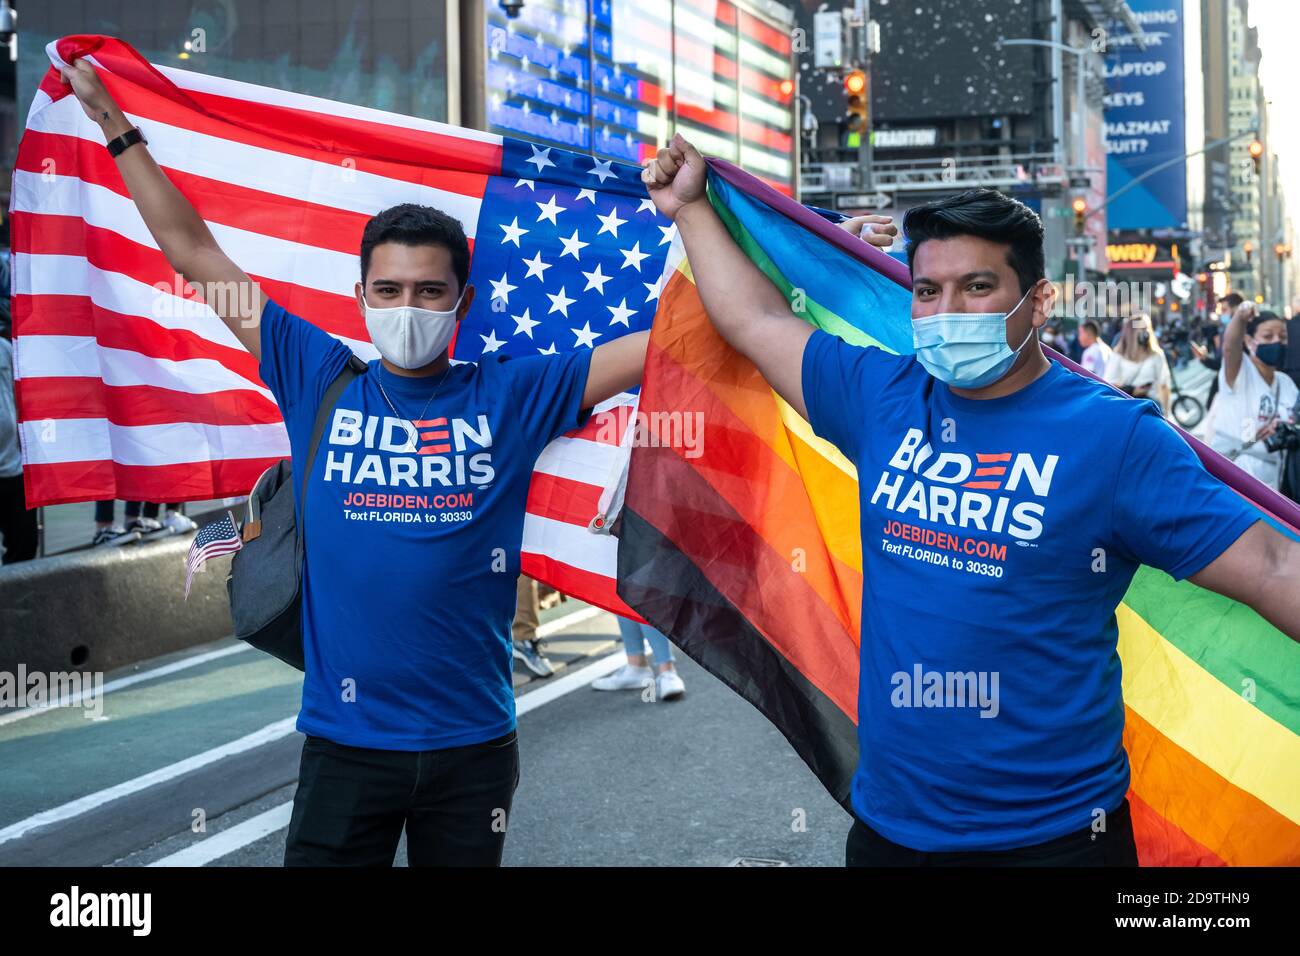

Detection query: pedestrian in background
xmin=512 ymin=575 xmax=556 ymax=678
xmin=593 ymin=617 xmax=685 ymax=701
xmin=1105 ymin=314 xmax=1170 ymax=415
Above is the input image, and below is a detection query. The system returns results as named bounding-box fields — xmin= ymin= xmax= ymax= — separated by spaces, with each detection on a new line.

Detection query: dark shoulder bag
xmin=226 ymin=355 xmax=368 ymax=669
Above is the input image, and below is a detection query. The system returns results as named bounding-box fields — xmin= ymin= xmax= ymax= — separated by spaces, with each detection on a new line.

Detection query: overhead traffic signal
xmin=1071 ymin=196 xmax=1087 ymax=231
xmin=844 ymin=70 xmax=868 ymax=134
xmin=1244 ymin=240 xmax=1254 ymax=264
xmin=1249 ymin=138 xmax=1264 ymax=176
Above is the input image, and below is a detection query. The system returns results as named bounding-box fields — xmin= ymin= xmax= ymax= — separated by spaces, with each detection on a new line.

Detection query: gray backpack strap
xmin=297 ymin=354 xmax=368 ymax=564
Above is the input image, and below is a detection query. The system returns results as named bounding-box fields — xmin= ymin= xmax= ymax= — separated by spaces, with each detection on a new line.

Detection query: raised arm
xmin=1221 ymin=301 xmax=1254 ymax=390
xmin=60 ymin=58 xmax=263 ymax=358
xmin=1190 ymin=520 xmax=1300 ymax=638
xmin=641 ymin=133 xmax=815 ymax=420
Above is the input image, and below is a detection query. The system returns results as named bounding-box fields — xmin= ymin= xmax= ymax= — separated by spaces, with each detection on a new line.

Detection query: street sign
xmin=813 ymin=12 xmax=844 ymax=68
xmin=835 ymin=191 xmax=893 ymax=210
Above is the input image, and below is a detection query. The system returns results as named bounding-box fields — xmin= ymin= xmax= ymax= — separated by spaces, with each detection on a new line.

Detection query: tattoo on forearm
xmin=100 ymin=111 xmax=109 ymax=123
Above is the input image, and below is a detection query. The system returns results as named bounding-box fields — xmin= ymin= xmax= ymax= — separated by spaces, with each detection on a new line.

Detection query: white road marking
xmin=0 ymin=607 xmax=603 ymax=729
xmin=0 ymin=718 xmax=297 ymax=847
xmin=3 ymin=604 xmax=620 ymax=862
xmin=148 ymin=802 xmax=294 ymax=867
xmin=148 ymin=650 xmax=630 ymax=868
xmin=0 ymin=643 xmax=254 ymax=727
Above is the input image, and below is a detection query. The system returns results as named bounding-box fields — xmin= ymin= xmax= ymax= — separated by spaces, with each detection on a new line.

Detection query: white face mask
xmin=362 ymin=292 xmax=464 ymax=369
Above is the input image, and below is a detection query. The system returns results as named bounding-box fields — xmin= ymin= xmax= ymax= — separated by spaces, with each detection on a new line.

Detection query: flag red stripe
xmin=15 ymin=377 xmax=283 ymax=428
xmin=23 ymin=456 xmax=282 ymax=507
xmin=526 ymin=471 xmax=604 ymax=525
xmin=12 ymin=293 xmax=264 ymax=387
xmin=522 ymin=551 xmax=641 ymax=622
xmin=17 ymin=130 xmax=373 ymax=256
xmin=88 ymin=67 xmax=500 ymax=199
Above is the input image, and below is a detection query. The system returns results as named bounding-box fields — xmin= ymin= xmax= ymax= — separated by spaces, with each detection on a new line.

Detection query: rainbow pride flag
xmin=617 ymin=158 xmax=1300 ymax=866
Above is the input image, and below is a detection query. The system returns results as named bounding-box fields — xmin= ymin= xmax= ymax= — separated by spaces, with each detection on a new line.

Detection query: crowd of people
xmin=1040 ymin=294 xmax=1299 ymax=501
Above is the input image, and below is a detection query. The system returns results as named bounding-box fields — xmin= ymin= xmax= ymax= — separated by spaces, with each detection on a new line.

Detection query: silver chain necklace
xmin=376 ymin=364 xmax=453 ymax=449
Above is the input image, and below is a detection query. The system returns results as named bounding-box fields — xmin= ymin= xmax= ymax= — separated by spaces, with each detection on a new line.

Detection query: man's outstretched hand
xmin=838 ymin=214 xmax=898 ymax=249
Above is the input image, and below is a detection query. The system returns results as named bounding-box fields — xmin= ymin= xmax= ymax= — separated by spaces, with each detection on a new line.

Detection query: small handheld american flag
xmin=184 ymin=511 xmax=244 ymax=599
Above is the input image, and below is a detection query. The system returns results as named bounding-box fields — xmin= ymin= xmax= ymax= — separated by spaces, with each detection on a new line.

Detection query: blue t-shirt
xmin=259 ymin=298 xmax=593 ymax=750
xmin=802 ymin=329 xmax=1259 ymax=852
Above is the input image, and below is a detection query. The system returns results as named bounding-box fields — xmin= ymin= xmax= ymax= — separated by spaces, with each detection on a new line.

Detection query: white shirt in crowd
xmin=1104 ymin=349 xmax=1169 ymax=396
xmin=1208 ymin=356 xmax=1299 ymax=490
xmin=1081 ymin=339 xmax=1113 ymax=378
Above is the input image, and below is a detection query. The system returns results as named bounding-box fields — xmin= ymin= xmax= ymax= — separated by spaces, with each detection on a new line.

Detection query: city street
xmin=0 ymin=604 xmax=849 ymax=868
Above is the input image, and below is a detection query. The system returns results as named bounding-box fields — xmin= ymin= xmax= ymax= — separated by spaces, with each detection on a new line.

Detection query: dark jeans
xmin=846 ymin=798 xmax=1139 ymax=867
xmin=94 ymin=500 xmax=183 ymax=523
xmin=0 ymin=474 xmax=37 ymax=563
xmin=284 ymin=730 xmax=520 ymax=867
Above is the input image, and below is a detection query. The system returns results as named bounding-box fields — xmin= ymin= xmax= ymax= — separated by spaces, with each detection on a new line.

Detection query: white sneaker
xmin=592 ymin=664 xmax=654 ymax=691
xmin=656 ymin=670 xmax=686 ymax=701
xmin=163 ymin=510 xmax=198 ymax=534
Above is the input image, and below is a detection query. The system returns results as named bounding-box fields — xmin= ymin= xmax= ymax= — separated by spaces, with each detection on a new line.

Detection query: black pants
xmin=0 ymin=474 xmax=37 ymax=563
xmin=846 ymin=798 xmax=1139 ymax=867
xmin=94 ymin=500 xmax=182 ymax=523
xmin=284 ymin=730 xmax=520 ymax=867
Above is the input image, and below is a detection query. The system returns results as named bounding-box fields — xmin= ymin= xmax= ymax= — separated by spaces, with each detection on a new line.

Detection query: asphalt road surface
xmin=0 ymin=602 xmax=850 ymax=867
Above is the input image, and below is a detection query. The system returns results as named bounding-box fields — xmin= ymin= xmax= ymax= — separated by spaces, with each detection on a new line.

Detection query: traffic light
xmin=1277 ymin=243 xmax=1287 ymax=262
xmin=1071 ymin=196 xmax=1087 ymax=232
xmin=1249 ymin=138 xmax=1264 ymax=176
xmin=844 ymin=70 xmax=868 ymax=135
xmin=1244 ymin=241 xmax=1254 ymax=263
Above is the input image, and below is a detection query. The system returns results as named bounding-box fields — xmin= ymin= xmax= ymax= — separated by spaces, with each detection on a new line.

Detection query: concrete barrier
xmin=0 ymin=531 xmax=235 ymax=674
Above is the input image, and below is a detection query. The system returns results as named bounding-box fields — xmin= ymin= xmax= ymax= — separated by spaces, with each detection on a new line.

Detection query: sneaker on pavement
xmin=163 ymin=510 xmax=198 ymax=534
xmin=592 ymin=663 xmax=654 ymax=691
xmin=92 ymin=526 xmax=141 ymax=547
xmin=513 ymin=639 xmax=555 ymax=678
xmin=656 ymin=669 xmax=686 ymax=701
xmin=127 ymin=516 xmax=171 ymax=540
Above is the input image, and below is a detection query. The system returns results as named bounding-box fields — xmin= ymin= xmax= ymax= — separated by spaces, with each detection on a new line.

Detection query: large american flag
xmin=13 ymin=35 xmax=674 ymax=618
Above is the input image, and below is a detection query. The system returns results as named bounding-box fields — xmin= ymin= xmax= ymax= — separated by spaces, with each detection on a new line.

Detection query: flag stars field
xmin=571 ymin=321 xmax=601 ymax=348
xmin=607 ymin=298 xmax=637 ymax=328
xmin=535 ymin=194 xmax=565 ymax=225
xmin=582 ymin=263 xmax=611 ymax=293
xmin=511 ymin=308 xmax=539 ymax=338
xmin=498 ymin=217 xmax=528 ymax=246
xmin=546 ymin=286 xmax=576 ymax=317
xmin=521 ymin=250 xmax=551 ymax=281
xmin=620 ymin=242 xmax=649 ymax=271
xmin=596 ymin=206 xmax=626 ymax=237
xmin=558 ymin=229 xmax=588 ymax=260
xmin=489 ymin=273 xmax=517 ymax=304
xmin=524 ymin=143 xmax=555 ymax=173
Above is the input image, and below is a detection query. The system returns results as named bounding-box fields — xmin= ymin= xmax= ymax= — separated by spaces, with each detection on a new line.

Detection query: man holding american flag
xmin=58 ymin=54 xmax=656 ymax=867
xmin=48 ymin=37 xmax=896 ymax=866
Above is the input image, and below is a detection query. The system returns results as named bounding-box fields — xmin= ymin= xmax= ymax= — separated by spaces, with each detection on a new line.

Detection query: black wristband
xmin=106 ymin=126 xmax=147 ymax=158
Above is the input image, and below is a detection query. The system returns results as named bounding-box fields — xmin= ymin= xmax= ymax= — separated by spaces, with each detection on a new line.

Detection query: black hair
xmin=359 ymin=204 xmax=470 ymax=291
xmin=1081 ymin=320 xmax=1100 ymax=337
xmin=1221 ymin=292 xmax=1244 ymax=309
xmin=903 ymin=187 xmax=1045 ymax=295
xmin=1248 ymin=310 xmax=1283 ymax=337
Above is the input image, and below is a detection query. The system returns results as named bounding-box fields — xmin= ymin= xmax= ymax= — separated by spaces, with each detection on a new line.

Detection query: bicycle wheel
xmin=1172 ymin=394 xmax=1203 ymax=429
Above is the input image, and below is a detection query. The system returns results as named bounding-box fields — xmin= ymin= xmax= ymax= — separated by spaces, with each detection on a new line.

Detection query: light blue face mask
xmin=911 ymin=286 xmax=1036 ymax=389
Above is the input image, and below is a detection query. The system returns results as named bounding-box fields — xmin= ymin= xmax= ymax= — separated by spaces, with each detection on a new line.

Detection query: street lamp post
xmin=998 ymin=36 xmax=1095 ymax=287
